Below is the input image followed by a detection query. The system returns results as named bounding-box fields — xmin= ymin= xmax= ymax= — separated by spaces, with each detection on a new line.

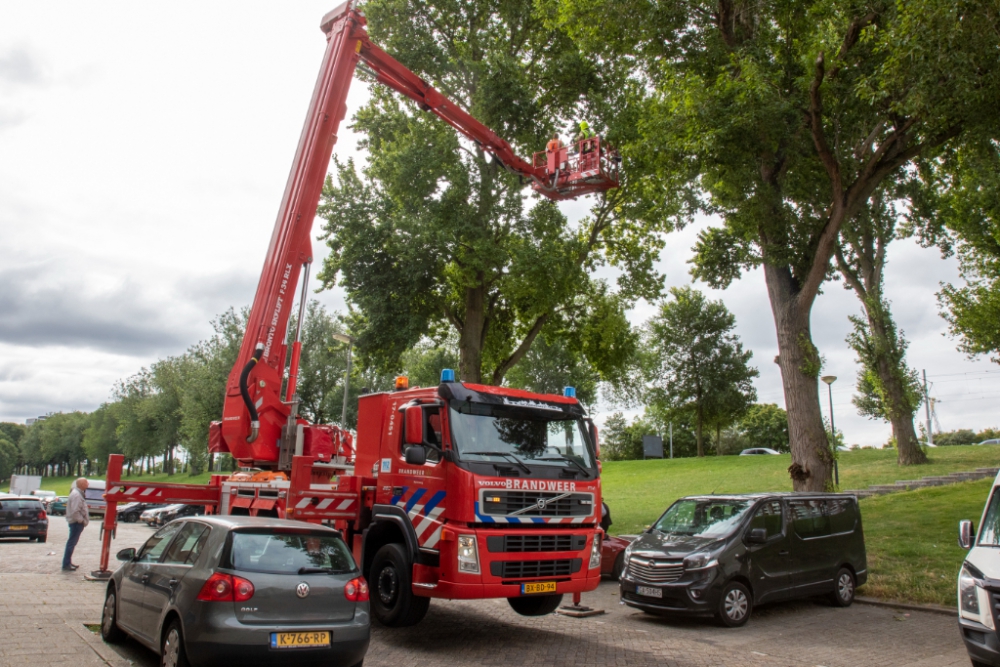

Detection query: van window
xmin=827 ymin=499 xmax=856 ymax=534
xmin=788 ymin=499 xmax=831 ymax=539
xmin=979 ymin=489 xmax=1000 ymax=546
xmin=654 ymin=498 xmax=754 ymax=538
xmin=84 ymin=488 xmax=105 ymax=503
xmin=749 ymin=501 xmax=783 ymax=539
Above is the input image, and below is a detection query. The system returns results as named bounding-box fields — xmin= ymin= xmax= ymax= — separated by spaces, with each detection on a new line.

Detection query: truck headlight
xmin=457 ymin=535 xmax=480 ymax=574
xmin=589 ymin=535 xmax=601 ymax=570
xmin=959 ymin=565 xmax=995 ymax=630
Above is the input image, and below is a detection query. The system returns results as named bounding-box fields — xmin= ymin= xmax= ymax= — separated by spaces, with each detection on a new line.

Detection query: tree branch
xmin=835 ymin=242 xmax=866 ymax=300
xmin=490 ymin=313 xmax=549 ymax=385
xmin=808 ymin=51 xmax=843 ymax=198
xmin=830 ymin=12 xmax=878 ymax=78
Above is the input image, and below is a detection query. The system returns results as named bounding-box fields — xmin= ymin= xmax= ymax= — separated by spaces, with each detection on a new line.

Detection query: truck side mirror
xmin=959 ymin=520 xmax=974 ymax=549
xmin=404 ymin=445 xmax=427 ymax=466
xmin=747 ymin=528 xmax=767 ymax=545
xmin=404 ymin=405 xmax=424 ymax=445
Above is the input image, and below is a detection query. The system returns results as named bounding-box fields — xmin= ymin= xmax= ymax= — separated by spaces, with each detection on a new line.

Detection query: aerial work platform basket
xmin=531 ymin=136 xmax=621 ymax=201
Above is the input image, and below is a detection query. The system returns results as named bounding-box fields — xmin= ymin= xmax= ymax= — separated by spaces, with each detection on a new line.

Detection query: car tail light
xmin=197 ymin=572 xmax=234 ymax=601
xmin=233 ymin=575 xmax=255 ymax=602
xmin=344 ymin=577 xmax=369 ymax=602
xmin=38 ymin=510 xmax=47 ymax=520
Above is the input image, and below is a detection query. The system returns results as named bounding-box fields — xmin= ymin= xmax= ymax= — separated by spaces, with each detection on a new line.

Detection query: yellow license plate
xmin=8 ymin=526 xmax=28 ymax=531
xmin=521 ymin=581 xmax=557 ymax=595
xmin=271 ymin=631 xmax=331 ymax=649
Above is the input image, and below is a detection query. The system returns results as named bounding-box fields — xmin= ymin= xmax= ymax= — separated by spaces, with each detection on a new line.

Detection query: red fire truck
xmin=96 ymin=1 xmax=616 ymax=627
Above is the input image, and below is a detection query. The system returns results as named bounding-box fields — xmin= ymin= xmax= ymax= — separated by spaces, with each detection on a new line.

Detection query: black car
xmin=620 ymin=493 xmax=867 ymax=627
xmin=118 ymin=502 xmax=165 ymax=523
xmin=101 ymin=516 xmax=369 ymax=667
xmin=155 ymin=503 xmax=205 ymax=526
xmin=0 ymin=496 xmax=49 ymax=542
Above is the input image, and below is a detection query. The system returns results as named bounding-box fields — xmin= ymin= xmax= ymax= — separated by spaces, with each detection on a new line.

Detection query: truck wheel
xmin=370 ymin=543 xmax=429 ymax=627
xmin=508 ymin=594 xmax=564 ymax=616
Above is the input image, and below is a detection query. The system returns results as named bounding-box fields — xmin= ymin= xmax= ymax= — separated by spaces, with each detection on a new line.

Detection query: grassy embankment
xmin=601 ymin=447 xmax=1000 ymax=606
xmin=3 ymin=471 xmax=215 ymax=497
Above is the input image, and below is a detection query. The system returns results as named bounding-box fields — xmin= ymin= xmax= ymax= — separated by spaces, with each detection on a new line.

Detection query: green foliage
xmin=739 ymin=404 xmax=790 ymax=453
xmin=641 ymin=287 xmax=758 ymax=456
xmin=847 ymin=306 xmax=923 ymax=422
xmin=505 ymin=333 xmax=600 ymax=407
xmin=0 ymin=437 xmax=18 ymax=482
xmin=0 ymin=422 xmax=26 ymax=447
xmin=401 ymin=338 xmax=460 ymax=392
xmin=318 ymin=0 xmax=656 ymax=385
xmin=81 ymin=404 xmax=121 ymax=473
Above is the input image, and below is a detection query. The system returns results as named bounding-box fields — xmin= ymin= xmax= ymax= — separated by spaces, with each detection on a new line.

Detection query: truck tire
xmin=370 ymin=543 xmax=429 ymax=627
xmin=508 ymin=594 xmax=564 ymax=616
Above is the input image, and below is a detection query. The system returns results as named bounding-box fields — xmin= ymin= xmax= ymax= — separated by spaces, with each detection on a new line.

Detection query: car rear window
xmin=225 ymin=530 xmax=357 ymax=575
xmin=1 ymin=500 xmax=43 ymax=511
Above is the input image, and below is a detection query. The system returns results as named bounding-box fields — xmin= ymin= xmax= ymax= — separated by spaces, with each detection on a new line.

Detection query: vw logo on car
xmin=296 ymin=582 xmax=310 ymax=598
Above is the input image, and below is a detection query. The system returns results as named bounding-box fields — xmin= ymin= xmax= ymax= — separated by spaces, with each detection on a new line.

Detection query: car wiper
xmin=471 ymin=451 xmax=531 ymax=475
xmin=536 ymin=455 xmax=592 ymax=478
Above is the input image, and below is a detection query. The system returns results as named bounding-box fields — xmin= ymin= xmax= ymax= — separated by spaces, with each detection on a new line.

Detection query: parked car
xmin=957 ymin=470 xmax=1000 ymax=666
xmin=155 ymin=503 xmax=206 ymax=526
xmin=31 ymin=490 xmax=56 ymax=503
xmin=602 ymin=534 xmax=637 ymax=580
xmin=739 ymin=448 xmax=781 ymax=456
xmin=141 ymin=505 xmax=176 ymax=526
xmin=0 ymin=496 xmax=49 ymax=542
xmin=619 ymin=493 xmax=867 ymax=627
xmin=976 ymin=439 xmax=1000 ymax=446
xmin=101 ymin=516 xmax=370 ymax=667
xmin=47 ymin=496 xmax=69 ymax=516
xmin=117 ymin=502 xmax=165 ymax=523
xmin=84 ymin=479 xmax=107 ymax=515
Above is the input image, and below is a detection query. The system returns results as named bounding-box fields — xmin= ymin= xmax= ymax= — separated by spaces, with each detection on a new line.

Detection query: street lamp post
xmin=821 ymin=375 xmax=839 ymax=486
xmin=332 ymin=333 xmax=355 ymax=427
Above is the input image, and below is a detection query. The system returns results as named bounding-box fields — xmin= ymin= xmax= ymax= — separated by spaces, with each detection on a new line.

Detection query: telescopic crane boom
xmin=215 ymin=1 xmax=619 ymax=470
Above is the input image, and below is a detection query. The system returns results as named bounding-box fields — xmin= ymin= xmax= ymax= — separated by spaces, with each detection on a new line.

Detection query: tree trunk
xmin=695 ymin=407 xmax=704 ymax=458
xmin=458 ymin=285 xmax=486 ymax=383
xmin=764 ymin=264 xmax=833 ymax=491
xmin=715 ymin=424 xmax=722 ymax=456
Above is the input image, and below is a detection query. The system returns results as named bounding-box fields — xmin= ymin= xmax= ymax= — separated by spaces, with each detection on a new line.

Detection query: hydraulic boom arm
xmin=218 ymin=2 xmax=617 ymax=467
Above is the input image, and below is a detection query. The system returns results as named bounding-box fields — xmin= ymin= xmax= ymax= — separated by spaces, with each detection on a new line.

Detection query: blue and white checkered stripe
xmin=393 ymin=487 xmax=448 ymax=550
xmin=473 ymin=501 xmax=588 ymax=524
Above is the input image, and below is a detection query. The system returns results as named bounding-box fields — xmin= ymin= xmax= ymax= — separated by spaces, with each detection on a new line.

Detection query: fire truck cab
xmin=351 ymin=375 xmax=602 ymax=625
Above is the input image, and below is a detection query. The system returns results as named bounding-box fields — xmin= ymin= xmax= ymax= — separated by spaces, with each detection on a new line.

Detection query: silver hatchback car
xmin=101 ymin=515 xmax=370 ymax=667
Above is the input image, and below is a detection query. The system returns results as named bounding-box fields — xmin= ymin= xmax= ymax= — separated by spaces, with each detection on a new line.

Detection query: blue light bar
xmin=441 ymin=368 xmax=456 ymax=382
xmin=563 ymin=386 xmax=576 ymax=398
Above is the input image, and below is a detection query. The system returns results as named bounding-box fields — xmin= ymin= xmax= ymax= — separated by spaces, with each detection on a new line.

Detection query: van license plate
xmin=8 ymin=525 xmax=28 ymax=531
xmin=270 ymin=631 xmax=331 ymax=649
xmin=636 ymin=586 xmax=662 ymax=598
xmin=521 ymin=581 xmax=557 ymax=595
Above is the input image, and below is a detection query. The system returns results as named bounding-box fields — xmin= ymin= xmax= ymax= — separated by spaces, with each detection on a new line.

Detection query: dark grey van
xmin=619 ymin=493 xmax=867 ymax=626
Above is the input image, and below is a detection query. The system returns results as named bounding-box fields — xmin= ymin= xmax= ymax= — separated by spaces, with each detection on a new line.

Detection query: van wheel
xmin=715 ymin=581 xmax=752 ymax=627
xmin=830 ymin=568 xmax=856 ymax=607
xmin=370 ymin=543 xmax=429 ymax=627
xmin=101 ymin=587 xmax=126 ymax=644
xmin=508 ymin=594 xmax=564 ymax=616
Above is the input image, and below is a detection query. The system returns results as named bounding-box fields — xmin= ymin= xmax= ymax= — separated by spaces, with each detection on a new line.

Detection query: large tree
xmin=318 ymin=0 xmax=656 ymax=386
xmin=553 ymin=0 xmax=1000 ymax=489
xmin=642 ymin=287 xmax=758 ymax=457
xmin=836 ymin=191 xmax=926 ymax=464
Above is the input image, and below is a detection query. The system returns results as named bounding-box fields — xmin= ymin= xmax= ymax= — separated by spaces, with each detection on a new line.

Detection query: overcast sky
xmin=2 ymin=3 xmax=997 ymax=446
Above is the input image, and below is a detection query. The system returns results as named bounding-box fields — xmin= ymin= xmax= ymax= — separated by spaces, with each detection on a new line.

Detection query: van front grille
xmin=627 ymin=557 xmax=684 ymax=584
xmin=490 ymin=558 xmax=582 ymax=579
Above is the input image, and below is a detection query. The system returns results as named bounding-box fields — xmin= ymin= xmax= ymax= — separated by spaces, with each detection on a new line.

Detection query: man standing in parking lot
xmin=63 ymin=478 xmax=89 ymax=571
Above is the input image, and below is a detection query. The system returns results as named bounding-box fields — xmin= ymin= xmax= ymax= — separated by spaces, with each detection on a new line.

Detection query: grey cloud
xmin=0 ymin=47 xmax=47 ymax=86
xmin=0 ymin=268 xmax=188 ymax=355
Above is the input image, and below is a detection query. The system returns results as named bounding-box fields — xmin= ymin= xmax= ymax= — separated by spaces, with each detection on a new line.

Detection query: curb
xmin=855 ymin=596 xmax=956 ymax=617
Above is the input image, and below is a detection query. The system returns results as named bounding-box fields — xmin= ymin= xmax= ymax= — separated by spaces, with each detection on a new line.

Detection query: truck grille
xmin=627 ymin=556 xmax=684 ymax=584
xmin=490 ymin=558 xmax=582 ymax=579
xmin=486 ymin=534 xmax=587 ymax=553
xmin=481 ymin=491 xmax=592 ymax=517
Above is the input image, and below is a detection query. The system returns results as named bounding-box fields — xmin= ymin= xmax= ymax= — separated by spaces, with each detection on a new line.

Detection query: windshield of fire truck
xmin=448 ymin=402 xmax=595 ymax=471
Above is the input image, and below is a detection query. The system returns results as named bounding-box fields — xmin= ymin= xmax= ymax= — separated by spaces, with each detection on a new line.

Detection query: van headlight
xmin=959 ymin=565 xmax=995 ymax=630
xmin=589 ymin=535 xmax=601 ymax=570
xmin=683 ymin=552 xmax=718 ymax=571
xmin=457 ymin=535 xmax=480 ymax=574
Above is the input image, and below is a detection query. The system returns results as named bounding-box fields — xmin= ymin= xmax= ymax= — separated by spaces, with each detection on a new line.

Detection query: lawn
xmin=2 ymin=471 xmax=215 ymax=497
xmin=602 ymin=446 xmax=1000 ymax=534
xmin=858 ymin=478 xmax=988 ymax=606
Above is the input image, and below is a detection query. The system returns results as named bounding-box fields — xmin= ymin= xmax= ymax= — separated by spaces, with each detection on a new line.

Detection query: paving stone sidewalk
xmin=0 ymin=518 xmax=971 ymax=667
